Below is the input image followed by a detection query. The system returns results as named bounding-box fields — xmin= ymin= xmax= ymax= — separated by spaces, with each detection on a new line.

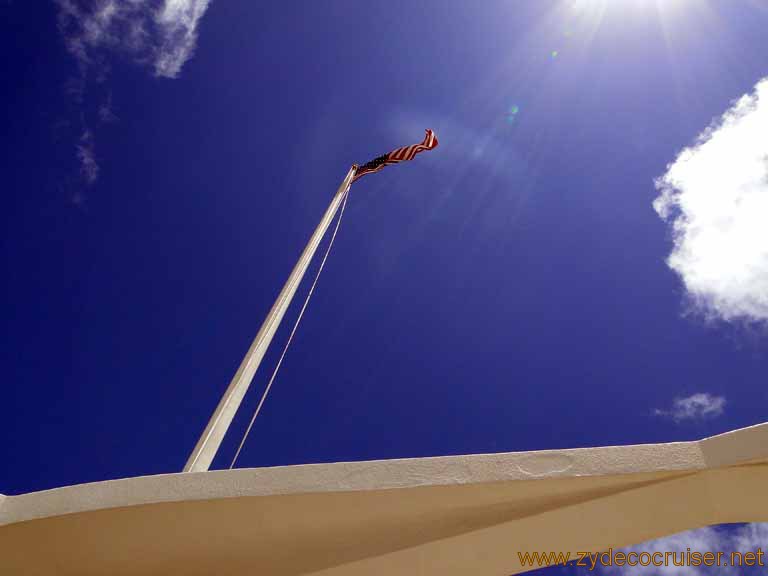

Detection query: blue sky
xmin=2 ymin=0 xmax=767 ymax=573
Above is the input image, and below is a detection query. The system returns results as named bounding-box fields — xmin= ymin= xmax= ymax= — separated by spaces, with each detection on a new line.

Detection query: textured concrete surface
xmin=1 ymin=423 xmax=766 ymax=575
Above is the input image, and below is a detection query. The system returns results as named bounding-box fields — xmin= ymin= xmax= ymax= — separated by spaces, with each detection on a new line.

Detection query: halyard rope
xmin=229 ymin=186 xmax=351 ymax=468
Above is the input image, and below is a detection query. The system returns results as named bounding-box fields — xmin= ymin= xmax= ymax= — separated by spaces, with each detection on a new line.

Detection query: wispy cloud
xmin=604 ymin=524 xmax=768 ymax=576
xmin=98 ymin=93 xmax=118 ymax=123
xmin=76 ymin=129 xmax=99 ymax=185
xmin=654 ymin=78 xmax=768 ymax=324
xmin=55 ymin=0 xmax=211 ymax=79
xmin=54 ymin=0 xmax=212 ymax=190
xmin=154 ymin=0 xmax=212 ymax=78
xmin=654 ymin=392 xmax=726 ymax=423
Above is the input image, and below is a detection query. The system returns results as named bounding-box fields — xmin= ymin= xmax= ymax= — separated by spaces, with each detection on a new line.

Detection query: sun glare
xmin=557 ymin=0 xmax=711 ymax=53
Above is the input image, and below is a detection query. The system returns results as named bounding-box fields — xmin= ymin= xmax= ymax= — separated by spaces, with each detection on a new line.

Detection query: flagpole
xmin=183 ymin=165 xmax=357 ymax=473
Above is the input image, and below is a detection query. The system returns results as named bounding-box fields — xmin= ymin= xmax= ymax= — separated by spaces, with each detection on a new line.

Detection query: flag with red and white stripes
xmin=352 ymin=129 xmax=438 ymax=183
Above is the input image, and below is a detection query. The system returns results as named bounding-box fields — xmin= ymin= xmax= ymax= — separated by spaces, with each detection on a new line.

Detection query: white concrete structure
xmin=2 ymin=422 xmax=767 ymax=575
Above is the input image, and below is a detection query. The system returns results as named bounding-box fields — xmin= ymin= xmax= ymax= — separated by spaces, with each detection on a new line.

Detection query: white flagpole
xmin=184 ymin=165 xmax=357 ymax=473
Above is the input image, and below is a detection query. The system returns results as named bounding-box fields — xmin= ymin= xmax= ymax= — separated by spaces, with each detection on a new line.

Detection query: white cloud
xmin=654 ymin=392 xmax=725 ymax=422
xmin=732 ymin=523 xmax=768 ymax=560
xmin=76 ymin=129 xmax=99 ymax=185
xmin=654 ymin=78 xmax=768 ymax=324
xmin=54 ymin=0 xmax=212 ymax=189
xmin=605 ymin=524 xmax=768 ymax=576
xmin=98 ymin=94 xmax=118 ymax=123
xmin=55 ymin=0 xmax=212 ymax=79
xmin=154 ymin=0 xmax=211 ymax=78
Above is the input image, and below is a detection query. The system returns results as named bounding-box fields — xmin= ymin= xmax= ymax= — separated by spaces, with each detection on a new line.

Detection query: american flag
xmin=352 ymin=129 xmax=438 ymax=183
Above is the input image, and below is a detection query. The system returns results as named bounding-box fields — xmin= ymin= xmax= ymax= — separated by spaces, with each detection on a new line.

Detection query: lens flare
xmin=505 ymin=105 xmax=520 ymax=124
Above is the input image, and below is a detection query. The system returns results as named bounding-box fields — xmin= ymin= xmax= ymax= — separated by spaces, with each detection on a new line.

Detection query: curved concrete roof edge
xmin=2 ymin=421 xmax=766 ymax=528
